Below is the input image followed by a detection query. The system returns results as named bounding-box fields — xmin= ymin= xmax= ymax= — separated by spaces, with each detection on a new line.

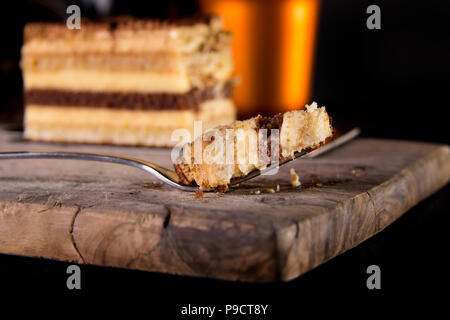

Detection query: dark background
xmin=0 ymin=0 xmax=448 ymax=312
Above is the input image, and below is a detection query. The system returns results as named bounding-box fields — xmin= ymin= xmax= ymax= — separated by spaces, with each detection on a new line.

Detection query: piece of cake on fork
xmin=21 ymin=15 xmax=236 ymax=147
xmin=174 ymin=102 xmax=333 ymax=191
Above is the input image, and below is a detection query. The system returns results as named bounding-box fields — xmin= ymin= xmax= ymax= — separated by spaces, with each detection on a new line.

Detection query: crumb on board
xmin=254 ymin=190 xmax=261 ymax=195
xmin=276 ymin=184 xmax=280 ymax=192
xmin=290 ymin=168 xmax=301 ymax=187
xmin=194 ymin=189 xmax=204 ymax=198
xmin=351 ymin=168 xmax=362 ymax=178
xmin=266 ymin=188 xmax=275 ymax=193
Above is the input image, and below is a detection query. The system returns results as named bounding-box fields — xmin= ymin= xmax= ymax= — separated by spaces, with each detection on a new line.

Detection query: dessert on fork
xmin=174 ymin=102 xmax=333 ymax=191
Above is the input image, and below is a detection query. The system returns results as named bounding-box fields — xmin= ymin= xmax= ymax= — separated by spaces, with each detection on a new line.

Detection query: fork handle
xmin=0 ymin=150 xmax=195 ymax=191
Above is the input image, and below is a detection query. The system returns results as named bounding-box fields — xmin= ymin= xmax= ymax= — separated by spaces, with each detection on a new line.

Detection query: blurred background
xmin=0 ymin=0 xmax=449 ymax=306
xmin=1 ymin=0 xmax=449 ymax=143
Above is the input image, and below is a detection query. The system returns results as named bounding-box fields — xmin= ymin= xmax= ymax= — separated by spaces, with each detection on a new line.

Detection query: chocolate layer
xmin=25 ymin=83 xmax=233 ymax=111
xmin=174 ymin=163 xmax=192 ymax=185
xmin=257 ymin=113 xmax=284 ymax=132
xmin=257 ymin=113 xmax=284 ymax=160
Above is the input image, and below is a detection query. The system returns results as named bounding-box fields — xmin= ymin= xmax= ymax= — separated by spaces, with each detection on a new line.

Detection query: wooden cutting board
xmin=0 ymin=127 xmax=448 ymax=282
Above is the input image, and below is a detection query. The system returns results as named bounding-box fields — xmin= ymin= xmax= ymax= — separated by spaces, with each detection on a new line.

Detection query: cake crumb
xmin=316 ymin=182 xmax=323 ymax=187
xmin=276 ymin=184 xmax=280 ymax=192
xmin=290 ymin=168 xmax=301 ymax=187
xmin=352 ymin=168 xmax=362 ymax=178
xmin=266 ymin=188 xmax=275 ymax=193
xmin=254 ymin=190 xmax=261 ymax=195
xmin=194 ymin=189 xmax=204 ymax=198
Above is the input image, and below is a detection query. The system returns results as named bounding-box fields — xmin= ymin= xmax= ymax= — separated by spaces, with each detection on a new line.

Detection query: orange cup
xmin=199 ymin=0 xmax=320 ymax=118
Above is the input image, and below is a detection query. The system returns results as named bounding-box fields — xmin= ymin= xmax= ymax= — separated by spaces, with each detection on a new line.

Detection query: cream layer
xmin=24 ymin=99 xmax=236 ymax=147
xmin=21 ymin=49 xmax=232 ymax=72
xmin=24 ymin=69 xmax=190 ymax=93
xmin=23 ymin=67 xmax=233 ymax=93
xmin=22 ymin=50 xmax=233 ymax=91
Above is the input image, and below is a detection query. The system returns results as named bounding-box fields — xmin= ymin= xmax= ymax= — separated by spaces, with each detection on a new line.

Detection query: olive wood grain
xmin=0 ymin=127 xmax=448 ymax=281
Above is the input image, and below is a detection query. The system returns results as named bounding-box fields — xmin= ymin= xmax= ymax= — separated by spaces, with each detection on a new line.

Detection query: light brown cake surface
xmin=23 ymin=16 xmax=229 ymax=55
xmin=174 ymin=103 xmax=333 ymax=191
xmin=21 ymin=15 xmax=236 ymax=147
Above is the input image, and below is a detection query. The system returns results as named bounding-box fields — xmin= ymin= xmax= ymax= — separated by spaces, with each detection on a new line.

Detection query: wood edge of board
xmin=276 ymin=144 xmax=450 ymax=281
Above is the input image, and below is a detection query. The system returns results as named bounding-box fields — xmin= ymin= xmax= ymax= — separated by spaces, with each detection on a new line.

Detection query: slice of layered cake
xmin=174 ymin=102 xmax=333 ymax=191
xmin=21 ymin=16 xmax=236 ymax=147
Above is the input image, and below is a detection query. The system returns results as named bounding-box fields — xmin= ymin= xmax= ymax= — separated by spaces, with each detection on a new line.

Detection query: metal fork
xmin=0 ymin=128 xmax=360 ymax=191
